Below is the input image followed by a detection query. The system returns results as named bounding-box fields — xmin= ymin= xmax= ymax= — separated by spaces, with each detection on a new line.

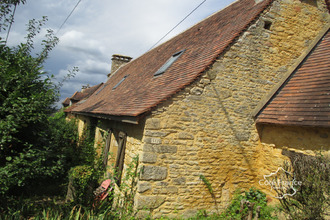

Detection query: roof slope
xmin=257 ymin=29 xmax=330 ymax=127
xmin=73 ymin=0 xmax=272 ymax=117
xmin=63 ymin=83 xmax=104 ymax=112
xmin=62 ymin=97 xmax=70 ymax=107
xmin=71 ymin=84 xmax=104 ymax=101
xmin=70 ymin=91 xmax=87 ymax=101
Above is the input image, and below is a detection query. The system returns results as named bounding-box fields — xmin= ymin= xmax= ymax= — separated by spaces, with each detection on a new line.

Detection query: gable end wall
xmin=137 ymin=0 xmax=329 ymax=218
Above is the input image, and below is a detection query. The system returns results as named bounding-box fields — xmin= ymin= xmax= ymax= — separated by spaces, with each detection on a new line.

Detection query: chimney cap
xmin=111 ymin=54 xmax=133 ymax=62
xmin=81 ymin=84 xmax=90 ymax=89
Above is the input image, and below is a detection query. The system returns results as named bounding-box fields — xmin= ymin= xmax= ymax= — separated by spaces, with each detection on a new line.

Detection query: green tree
xmin=0 ymin=16 xmax=59 ymax=159
xmin=0 ymin=1 xmax=78 ymax=210
xmin=0 ymin=16 xmax=59 ymax=197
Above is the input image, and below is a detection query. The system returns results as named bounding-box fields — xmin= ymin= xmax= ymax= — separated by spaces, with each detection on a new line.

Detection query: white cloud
xmin=59 ymin=30 xmax=104 ymax=58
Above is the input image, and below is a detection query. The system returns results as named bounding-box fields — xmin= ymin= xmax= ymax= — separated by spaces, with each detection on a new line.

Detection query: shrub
xmin=67 ymin=165 xmax=96 ymax=206
xmin=274 ymin=152 xmax=329 ymax=220
xmin=0 ymin=110 xmax=79 ymax=210
xmin=65 ymin=125 xmax=105 ymax=206
xmin=220 ymin=188 xmax=276 ymax=220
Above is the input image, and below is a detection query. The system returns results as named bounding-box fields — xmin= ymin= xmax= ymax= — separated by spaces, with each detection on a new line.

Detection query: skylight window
xmin=95 ymin=85 xmax=105 ymax=95
xmin=154 ymin=49 xmax=185 ymax=76
xmin=113 ymin=75 xmax=128 ymax=90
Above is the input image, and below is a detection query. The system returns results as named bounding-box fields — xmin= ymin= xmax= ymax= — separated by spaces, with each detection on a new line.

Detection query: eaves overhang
xmin=72 ymin=111 xmax=141 ymax=125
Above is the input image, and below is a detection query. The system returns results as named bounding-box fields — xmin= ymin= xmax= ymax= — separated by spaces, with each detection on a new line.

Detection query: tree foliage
xmin=0 ymin=16 xmax=59 ymax=159
xmin=0 ymin=1 xmax=79 ymax=210
xmin=0 ymin=0 xmax=26 ymax=33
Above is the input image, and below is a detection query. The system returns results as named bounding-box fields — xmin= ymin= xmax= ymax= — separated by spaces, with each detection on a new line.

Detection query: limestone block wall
xmin=76 ymin=114 xmax=92 ymax=138
xmin=258 ymin=124 xmax=330 ymax=153
xmin=75 ymin=114 xmax=144 ymax=178
xmin=136 ymin=0 xmax=329 ymax=218
xmin=93 ymin=119 xmax=145 ymax=179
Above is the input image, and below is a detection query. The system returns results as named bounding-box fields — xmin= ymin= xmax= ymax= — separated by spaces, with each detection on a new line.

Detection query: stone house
xmin=66 ymin=0 xmax=329 ymax=218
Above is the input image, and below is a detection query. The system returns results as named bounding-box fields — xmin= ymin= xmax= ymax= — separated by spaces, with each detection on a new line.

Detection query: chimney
xmin=108 ymin=54 xmax=133 ymax=77
xmin=81 ymin=84 xmax=90 ymax=93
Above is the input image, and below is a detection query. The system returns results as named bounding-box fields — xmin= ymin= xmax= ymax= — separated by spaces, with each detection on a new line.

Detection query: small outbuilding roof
xmin=62 ymin=97 xmax=71 ymax=107
xmin=73 ymin=0 xmax=273 ymax=118
xmin=63 ymin=83 xmax=104 ymax=112
xmin=70 ymin=91 xmax=87 ymax=101
xmin=256 ymin=28 xmax=330 ymax=127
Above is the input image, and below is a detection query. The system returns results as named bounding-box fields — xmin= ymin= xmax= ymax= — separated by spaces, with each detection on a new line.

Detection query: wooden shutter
xmin=115 ymin=131 xmax=127 ymax=186
xmin=102 ymin=129 xmax=112 ymax=168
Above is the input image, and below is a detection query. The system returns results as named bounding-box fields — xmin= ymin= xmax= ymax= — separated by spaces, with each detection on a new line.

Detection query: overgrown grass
xmin=0 ymin=188 xmax=279 ymax=219
xmin=0 ymin=200 xmax=114 ymax=220
xmin=0 ymin=155 xmax=140 ymax=219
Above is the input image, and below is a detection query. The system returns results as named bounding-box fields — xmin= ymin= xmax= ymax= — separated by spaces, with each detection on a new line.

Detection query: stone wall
xmin=258 ymin=124 xmax=330 ymax=153
xmin=93 ymin=119 xmax=145 ymax=176
xmin=74 ymin=113 xmax=144 ymax=178
xmin=76 ymin=114 xmax=92 ymax=138
xmin=135 ymin=0 xmax=329 ymax=218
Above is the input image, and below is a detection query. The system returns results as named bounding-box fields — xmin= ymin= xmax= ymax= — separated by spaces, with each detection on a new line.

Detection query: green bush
xmin=111 ymin=155 xmax=139 ymax=219
xmin=0 ymin=110 xmax=80 ymax=207
xmin=65 ymin=124 xmax=105 ymax=206
xmin=68 ymin=165 xmax=95 ymax=206
xmin=220 ymin=188 xmax=276 ymax=220
xmin=0 ymin=7 xmax=72 ymax=209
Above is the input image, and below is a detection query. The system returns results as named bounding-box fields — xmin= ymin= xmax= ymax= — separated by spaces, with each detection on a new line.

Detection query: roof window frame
xmin=154 ymin=49 xmax=185 ymax=77
xmin=113 ymin=75 xmax=129 ymax=90
xmin=95 ymin=85 xmax=106 ymax=95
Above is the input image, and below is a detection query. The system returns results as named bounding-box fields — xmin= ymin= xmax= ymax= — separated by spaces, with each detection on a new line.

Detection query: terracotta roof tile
xmin=70 ymin=91 xmax=87 ymax=101
xmin=82 ymin=84 xmax=104 ymax=95
xmin=62 ymin=97 xmax=70 ymax=107
xmin=63 ymin=104 xmax=77 ymax=113
xmin=68 ymin=84 xmax=104 ymax=102
xmin=73 ymin=0 xmax=272 ymax=117
xmin=257 ymin=29 xmax=330 ymax=127
xmin=63 ymin=83 xmax=104 ymax=112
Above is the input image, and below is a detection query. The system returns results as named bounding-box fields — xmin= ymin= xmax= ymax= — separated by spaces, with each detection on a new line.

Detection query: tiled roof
xmin=73 ymin=0 xmax=272 ymax=117
xmin=63 ymin=83 xmax=104 ymax=112
xmin=62 ymin=97 xmax=70 ymax=107
xmin=82 ymin=84 xmax=104 ymax=95
xmin=256 ymin=29 xmax=330 ymax=127
xmin=63 ymin=103 xmax=77 ymax=113
xmin=70 ymin=91 xmax=87 ymax=101
xmin=69 ymin=83 xmax=104 ymax=102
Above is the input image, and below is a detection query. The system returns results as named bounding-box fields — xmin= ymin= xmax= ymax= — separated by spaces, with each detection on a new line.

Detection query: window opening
xmin=154 ymin=49 xmax=185 ymax=76
xmin=264 ymin=20 xmax=272 ymax=30
xmin=113 ymin=75 xmax=128 ymax=90
xmin=95 ymin=85 xmax=105 ymax=95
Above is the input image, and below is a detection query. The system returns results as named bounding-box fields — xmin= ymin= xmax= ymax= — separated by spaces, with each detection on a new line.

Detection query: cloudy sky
xmin=2 ymin=0 xmax=236 ymax=107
